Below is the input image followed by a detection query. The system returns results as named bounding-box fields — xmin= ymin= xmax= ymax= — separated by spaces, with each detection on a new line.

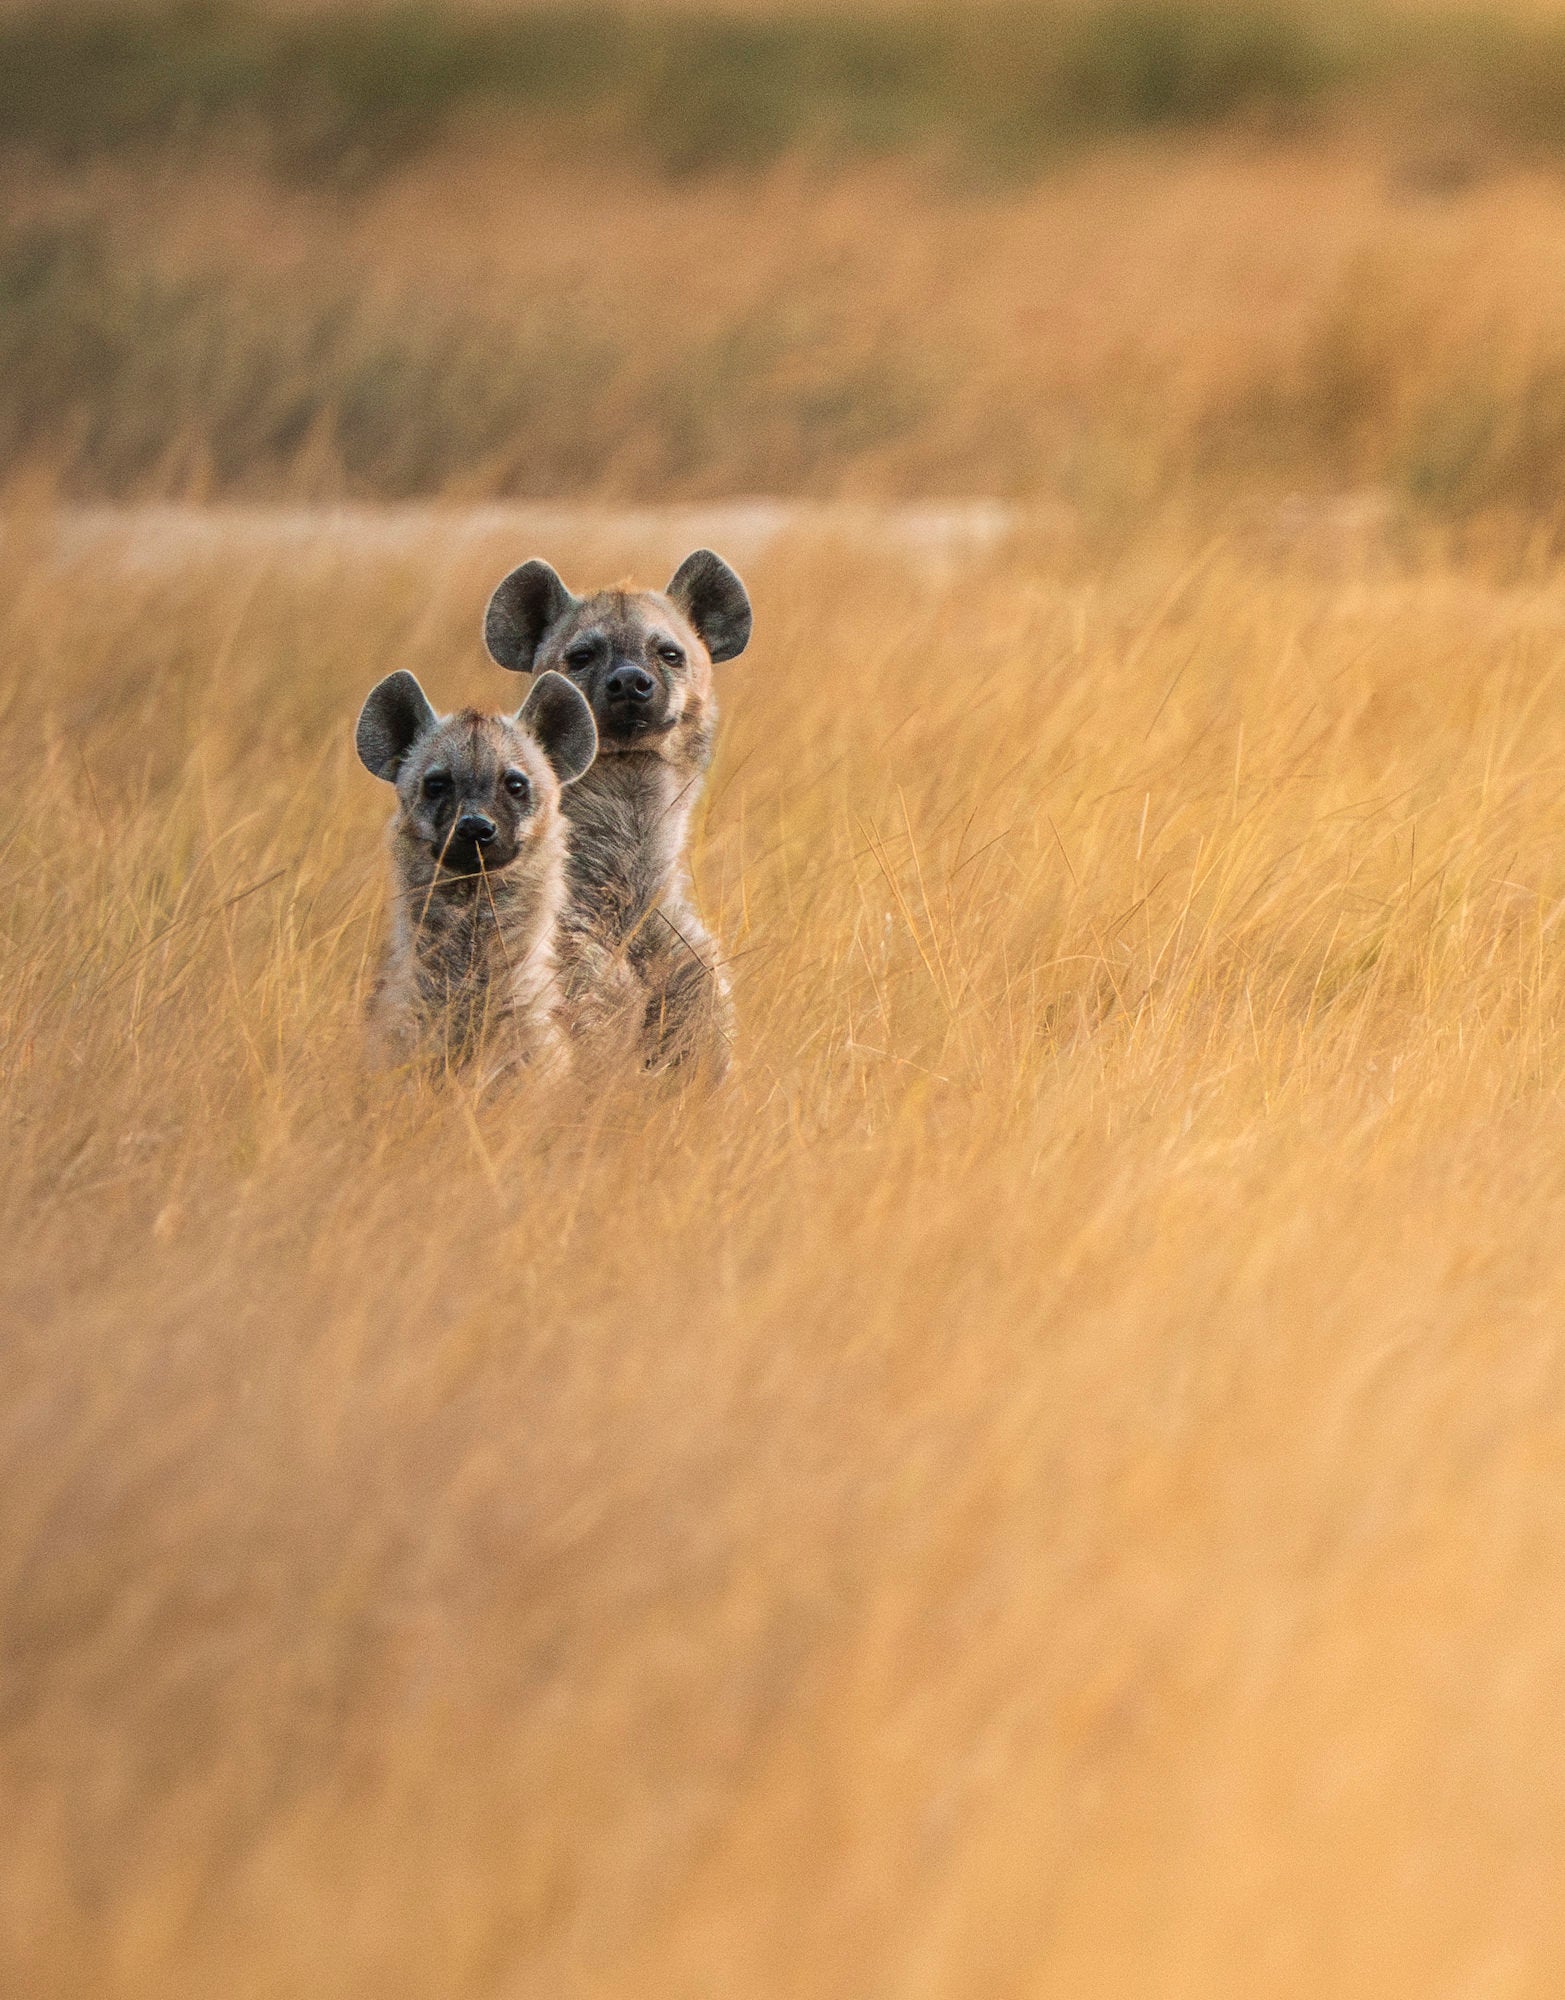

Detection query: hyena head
xmin=355 ymin=669 xmax=598 ymax=879
xmin=482 ymin=550 xmax=751 ymax=769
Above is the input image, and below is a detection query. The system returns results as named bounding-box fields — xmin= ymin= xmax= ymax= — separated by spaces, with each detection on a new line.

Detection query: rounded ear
xmin=484 ymin=560 xmax=577 ymax=674
xmin=520 ymin=670 xmax=598 ymax=787
xmin=666 ymin=549 xmax=751 ymax=663
xmin=356 ymin=670 xmax=437 ymax=781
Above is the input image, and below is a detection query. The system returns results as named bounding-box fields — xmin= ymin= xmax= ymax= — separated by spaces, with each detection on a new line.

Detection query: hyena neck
xmin=563 ymin=753 xmax=703 ymax=942
xmin=394 ymin=847 xmax=562 ymax=1029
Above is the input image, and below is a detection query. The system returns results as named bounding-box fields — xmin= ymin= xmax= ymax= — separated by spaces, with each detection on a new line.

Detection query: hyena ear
xmin=520 ymin=670 xmax=598 ymax=787
xmin=356 ymin=670 xmax=437 ymax=781
xmin=484 ymin=560 xmax=578 ymax=674
xmin=666 ymin=549 xmax=751 ymax=663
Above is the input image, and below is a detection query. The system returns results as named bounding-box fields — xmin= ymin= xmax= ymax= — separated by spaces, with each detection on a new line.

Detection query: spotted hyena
xmin=355 ymin=667 xmax=597 ymax=1078
xmin=481 ymin=550 xmax=751 ymax=1076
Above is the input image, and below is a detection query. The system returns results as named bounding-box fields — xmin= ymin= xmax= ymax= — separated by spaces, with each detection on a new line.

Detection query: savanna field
xmin=12 ymin=3 xmax=1565 ymax=1994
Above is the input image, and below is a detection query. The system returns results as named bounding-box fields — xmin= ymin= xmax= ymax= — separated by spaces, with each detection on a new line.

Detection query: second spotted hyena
xmin=356 ymin=667 xmax=597 ymax=1077
xmin=482 ymin=550 xmax=751 ymax=1076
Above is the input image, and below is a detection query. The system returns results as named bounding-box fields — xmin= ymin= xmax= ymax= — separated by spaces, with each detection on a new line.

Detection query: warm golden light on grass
xmin=21 ymin=133 xmax=1565 ymax=520
xmin=5 ymin=501 xmax=1565 ymax=1992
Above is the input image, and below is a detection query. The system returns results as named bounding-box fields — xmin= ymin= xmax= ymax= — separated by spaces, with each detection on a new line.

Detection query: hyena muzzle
xmin=482 ymin=549 xmax=751 ymax=1076
xmin=356 ymin=667 xmax=597 ymax=1078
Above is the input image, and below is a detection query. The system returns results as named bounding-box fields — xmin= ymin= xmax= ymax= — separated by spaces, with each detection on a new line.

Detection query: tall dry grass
xmin=19 ymin=131 xmax=1565 ymax=520
xmin=5 ymin=497 xmax=1565 ymax=1994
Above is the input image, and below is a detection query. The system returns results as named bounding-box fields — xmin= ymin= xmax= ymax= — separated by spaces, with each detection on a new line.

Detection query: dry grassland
xmin=5 ymin=496 xmax=1565 ymax=1995
xmin=22 ymin=132 xmax=1565 ymax=519
xmin=10 ymin=1 xmax=1565 ymax=1983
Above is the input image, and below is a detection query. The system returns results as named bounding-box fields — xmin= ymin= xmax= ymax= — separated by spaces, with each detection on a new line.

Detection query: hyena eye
xmin=422 ymin=770 xmax=451 ymax=800
xmin=657 ymin=642 xmax=684 ymax=666
xmin=504 ymin=771 xmax=530 ymax=801
xmin=565 ymin=643 xmax=595 ymax=669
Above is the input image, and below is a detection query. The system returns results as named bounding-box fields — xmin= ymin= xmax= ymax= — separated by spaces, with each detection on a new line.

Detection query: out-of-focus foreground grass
xmin=5 ymin=500 xmax=1565 ymax=1994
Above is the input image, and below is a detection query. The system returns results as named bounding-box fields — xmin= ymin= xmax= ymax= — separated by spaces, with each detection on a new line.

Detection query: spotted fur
xmin=483 ymin=551 xmax=751 ymax=1076
xmin=355 ymin=669 xmax=597 ymax=1080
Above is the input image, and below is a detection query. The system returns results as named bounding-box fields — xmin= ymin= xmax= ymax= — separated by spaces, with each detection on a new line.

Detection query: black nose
xmin=605 ymin=664 xmax=656 ymax=704
xmin=455 ymin=813 xmax=496 ymax=845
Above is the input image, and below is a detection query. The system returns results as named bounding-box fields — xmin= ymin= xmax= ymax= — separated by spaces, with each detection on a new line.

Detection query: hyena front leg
xmin=559 ymin=934 xmax=647 ymax=1072
xmin=640 ymin=924 xmax=733 ymax=1077
xmin=365 ymin=959 xmax=426 ymax=1072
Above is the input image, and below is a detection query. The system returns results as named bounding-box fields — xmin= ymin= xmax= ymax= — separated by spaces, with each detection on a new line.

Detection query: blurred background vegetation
xmin=11 ymin=0 xmax=1565 ymax=521
xmin=13 ymin=2 xmax=1565 ymax=181
xmin=0 ymin=2 xmax=1356 ymax=179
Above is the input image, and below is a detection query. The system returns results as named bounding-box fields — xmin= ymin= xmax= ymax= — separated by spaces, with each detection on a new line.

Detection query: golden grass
xmin=6 ymin=495 xmax=1565 ymax=1994
xmin=21 ymin=130 xmax=1565 ymax=518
